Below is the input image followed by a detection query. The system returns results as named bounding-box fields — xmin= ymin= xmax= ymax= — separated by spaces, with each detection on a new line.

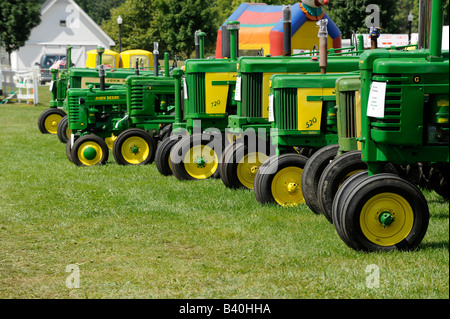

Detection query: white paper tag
xmin=49 ymin=80 xmax=54 ymax=92
xmin=70 ymin=134 xmax=74 ymax=148
xmin=234 ymin=76 xmax=241 ymax=101
xmin=367 ymin=81 xmax=387 ymax=118
xmin=268 ymin=94 xmax=274 ymax=122
xmin=182 ymin=77 xmax=188 ymax=100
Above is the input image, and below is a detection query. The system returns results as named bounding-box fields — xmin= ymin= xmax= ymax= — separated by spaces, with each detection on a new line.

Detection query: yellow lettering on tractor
xmin=81 ymin=77 xmax=127 ymax=88
xmin=297 ymin=87 xmax=335 ymax=131
xmin=205 ymin=72 xmax=237 ymax=114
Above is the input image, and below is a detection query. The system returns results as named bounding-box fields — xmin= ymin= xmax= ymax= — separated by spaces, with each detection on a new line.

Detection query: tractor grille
xmin=275 ymin=88 xmax=297 ymax=130
xmin=342 ymin=91 xmax=356 ymax=138
xmin=189 ymin=73 xmax=205 ymax=114
xmin=68 ymin=96 xmax=80 ymax=123
xmin=241 ymin=73 xmax=262 ymax=117
xmin=370 ymin=75 xmax=402 ymax=132
xmin=130 ymin=84 xmax=145 ymax=111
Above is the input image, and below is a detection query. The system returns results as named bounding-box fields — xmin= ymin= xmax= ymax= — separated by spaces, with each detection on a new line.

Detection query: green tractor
xmin=329 ymin=0 xmax=449 ymax=252
xmin=155 ymin=21 xmax=241 ymax=180
xmin=38 ymin=46 xmax=154 ymax=142
xmin=66 ymin=49 xmax=177 ymax=167
xmin=220 ymin=52 xmax=361 ymax=190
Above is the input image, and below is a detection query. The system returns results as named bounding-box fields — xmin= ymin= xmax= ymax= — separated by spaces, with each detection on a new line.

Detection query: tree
xmin=75 ymin=0 xmax=125 ymax=25
xmin=0 ymin=0 xmax=41 ymax=56
xmin=152 ymin=0 xmax=218 ymax=58
xmin=326 ymin=0 xmax=400 ymax=38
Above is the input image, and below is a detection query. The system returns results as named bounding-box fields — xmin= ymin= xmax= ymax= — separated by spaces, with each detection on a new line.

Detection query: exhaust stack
xmin=317 ymin=19 xmax=328 ymax=74
xmin=283 ymin=5 xmax=292 ymax=56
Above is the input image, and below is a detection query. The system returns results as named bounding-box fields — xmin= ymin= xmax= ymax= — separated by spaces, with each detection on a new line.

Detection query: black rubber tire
xmin=155 ymin=134 xmax=184 ymax=176
xmin=332 ymin=170 xmax=369 ymax=246
xmin=70 ymin=134 xmax=109 ymax=166
xmin=301 ymin=144 xmax=339 ymax=215
xmin=56 ymin=115 xmax=70 ymax=143
xmin=253 ymin=153 xmax=309 ymax=206
xmin=170 ymin=133 xmax=223 ymax=181
xmin=337 ymin=173 xmax=429 ymax=252
xmin=113 ymin=128 xmax=156 ymax=165
xmin=38 ymin=108 xmax=67 ymax=134
xmin=221 ymin=138 xmax=274 ymax=190
xmin=66 ymin=138 xmax=73 ymax=163
xmin=318 ymin=151 xmax=367 ymax=223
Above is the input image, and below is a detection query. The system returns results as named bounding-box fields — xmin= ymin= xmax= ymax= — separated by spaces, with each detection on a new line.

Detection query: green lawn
xmin=0 ymin=88 xmax=448 ymax=299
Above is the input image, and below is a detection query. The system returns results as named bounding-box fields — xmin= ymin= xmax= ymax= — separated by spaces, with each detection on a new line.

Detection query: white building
xmin=10 ymin=0 xmax=115 ymax=70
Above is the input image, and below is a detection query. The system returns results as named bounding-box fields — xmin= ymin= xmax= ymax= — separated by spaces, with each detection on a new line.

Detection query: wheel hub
xmin=287 ymin=182 xmax=298 ymax=194
xmin=130 ymin=145 xmax=140 ymax=155
xmin=379 ymin=211 xmax=395 ymax=226
xmin=195 ymin=157 xmax=206 ymax=167
xmin=250 ymin=166 xmax=259 ymax=175
xmin=83 ymin=147 xmax=97 ymax=160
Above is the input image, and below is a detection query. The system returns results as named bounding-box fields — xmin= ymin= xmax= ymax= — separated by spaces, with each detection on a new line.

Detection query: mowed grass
xmin=0 ymin=87 xmax=448 ymax=299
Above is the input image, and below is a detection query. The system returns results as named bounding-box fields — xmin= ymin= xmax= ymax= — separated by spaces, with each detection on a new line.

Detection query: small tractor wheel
xmin=318 ymin=151 xmax=367 ymax=223
xmin=70 ymin=135 xmax=109 ymax=166
xmin=335 ymin=173 xmax=429 ymax=252
xmin=113 ymin=128 xmax=156 ymax=165
xmin=301 ymin=144 xmax=339 ymax=215
xmin=253 ymin=153 xmax=309 ymax=206
xmin=38 ymin=108 xmax=67 ymax=134
xmin=170 ymin=133 xmax=222 ymax=181
xmin=221 ymin=140 xmax=272 ymax=190
xmin=155 ymin=134 xmax=185 ymax=176
xmin=56 ymin=115 xmax=71 ymax=143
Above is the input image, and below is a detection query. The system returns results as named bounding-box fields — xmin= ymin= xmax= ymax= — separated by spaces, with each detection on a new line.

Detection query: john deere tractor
xmin=329 ymin=0 xmax=449 ymax=252
xmin=154 ymin=21 xmax=240 ymax=180
xmin=38 ymin=46 xmax=154 ymax=141
xmin=66 ymin=49 xmax=177 ymax=167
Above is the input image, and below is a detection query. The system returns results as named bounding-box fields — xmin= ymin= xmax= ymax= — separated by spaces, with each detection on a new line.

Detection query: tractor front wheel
xmin=170 ymin=134 xmax=222 ymax=181
xmin=70 ymin=135 xmax=109 ymax=166
xmin=56 ymin=115 xmax=71 ymax=143
xmin=254 ymin=153 xmax=309 ymax=206
xmin=332 ymin=173 xmax=429 ymax=252
xmin=38 ymin=108 xmax=67 ymax=134
xmin=113 ymin=128 xmax=156 ymax=165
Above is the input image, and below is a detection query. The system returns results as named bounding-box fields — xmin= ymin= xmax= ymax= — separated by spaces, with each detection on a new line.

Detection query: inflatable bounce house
xmin=215 ymin=0 xmax=342 ymax=58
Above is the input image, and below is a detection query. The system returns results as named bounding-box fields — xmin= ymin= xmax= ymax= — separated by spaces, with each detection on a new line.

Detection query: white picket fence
xmin=1 ymin=69 xmax=39 ymax=105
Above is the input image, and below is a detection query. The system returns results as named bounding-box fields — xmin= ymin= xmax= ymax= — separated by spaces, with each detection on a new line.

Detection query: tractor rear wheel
xmin=170 ymin=133 xmax=222 ymax=181
xmin=70 ymin=135 xmax=109 ymax=166
xmin=301 ymin=144 xmax=339 ymax=215
xmin=113 ymin=128 xmax=156 ymax=165
xmin=38 ymin=108 xmax=67 ymax=134
xmin=254 ymin=153 xmax=309 ymax=206
xmin=333 ymin=173 xmax=429 ymax=252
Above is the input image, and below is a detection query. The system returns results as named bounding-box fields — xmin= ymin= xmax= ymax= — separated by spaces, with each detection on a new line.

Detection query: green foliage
xmin=74 ymin=0 xmax=125 ymax=25
xmin=0 ymin=0 xmax=41 ymax=55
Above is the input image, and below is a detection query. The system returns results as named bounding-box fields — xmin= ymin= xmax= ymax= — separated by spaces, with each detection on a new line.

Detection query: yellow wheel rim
xmin=121 ymin=136 xmax=149 ymax=164
xmin=360 ymin=192 xmax=414 ymax=246
xmin=184 ymin=144 xmax=218 ymax=179
xmin=77 ymin=141 xmax=103 ymax=166
xmin=271 ymin=167 xmax=304 ymax=206
xmin=105 ymin=134 xmax=117 ymax=150
xmin=45 ymin=114 xmax=63 ymax=134
xmin=237 ymin=152 xmax=269 ymax=189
